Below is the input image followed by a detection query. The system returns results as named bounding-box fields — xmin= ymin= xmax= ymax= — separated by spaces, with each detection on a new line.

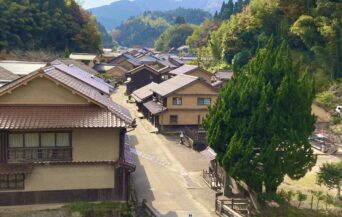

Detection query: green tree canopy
xmin=0 ymin=0 xmax=102 ymax=53
xmin=204 ymin=40 xmax=316 ymax=193
xmin=154 ymin=24 xmax=194 ymax=51
xmin=317 ymin=161 xmax=342 ymax=199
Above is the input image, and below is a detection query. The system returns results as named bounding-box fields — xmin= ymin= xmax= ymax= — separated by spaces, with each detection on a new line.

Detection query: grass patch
xmin=64 ymin=201 xmax=135 ymax=217
xmin=258 ymin=206 xmax=340 ymax=217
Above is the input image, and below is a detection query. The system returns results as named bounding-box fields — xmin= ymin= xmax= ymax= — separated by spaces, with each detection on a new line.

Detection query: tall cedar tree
xmin=204 ymin=40 xmax=317 ymax=193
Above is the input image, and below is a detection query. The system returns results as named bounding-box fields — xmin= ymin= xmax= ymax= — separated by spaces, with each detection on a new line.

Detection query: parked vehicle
xmin=309 ymin=133 xmax=338 ymax=153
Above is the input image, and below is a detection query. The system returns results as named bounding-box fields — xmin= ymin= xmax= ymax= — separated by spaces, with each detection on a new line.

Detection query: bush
xmin=315 ymin=91 xmax=339 ymax=110
xmin=258 ymin=192 xmax=287 ymax=205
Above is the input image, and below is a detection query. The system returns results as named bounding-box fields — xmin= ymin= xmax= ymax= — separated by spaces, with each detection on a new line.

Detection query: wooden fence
xmin=216 ymin=197 xmax=250 ymax=217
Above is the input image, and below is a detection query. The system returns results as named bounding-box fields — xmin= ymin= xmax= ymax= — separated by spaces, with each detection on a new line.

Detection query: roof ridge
xmin=44 ymin=68 xmax=133 ymax=125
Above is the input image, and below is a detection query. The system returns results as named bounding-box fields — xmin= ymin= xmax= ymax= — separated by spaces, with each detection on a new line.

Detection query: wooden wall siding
xmin=0 ymin=131 xmax=8 ymax=163
xmin=127 ymin=69 xmax=161 ymax=95
xmin=0 ymin=188 xmax=125 ymax=206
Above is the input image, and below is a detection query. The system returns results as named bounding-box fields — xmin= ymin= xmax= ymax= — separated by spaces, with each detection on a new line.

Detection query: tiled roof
xmin=156 ymin=59 xmax=177 ymax=69
xmin=51 ymin=60 xmax=112 ymax=95
xmin=0 ymin=61 xmax=46 ymax=76
xmin=122 ymin=54 xmax=142 ymax=66
xmin=131 ymin=82 xmax=157 ymax=103
xmin=0 ymin=67 xmax=133 ymax=126
xmin=169 ymin=64 xmax=198 ymax=75
xmin=0 ymin=106 xmax=128 ymax=129
xmin=143 ymin=100 xmax=167 ymax=115
xmin=69 ymin=53 xmax=98 ymax=61
xmin=216 ymin=71 xmax=233 ymax=80
xmin=138 ymin=55 xmax=158 ymax=64
xmin=59 ymin=59 xmax=99 ymax=75
xmin=0 ymin=66 xmax=20 ymax=81
xmin=128 ymin=64 xmax=161 ymax=75
xmin=44 ymin=67 xmax=132 ymax=123
xmin=153 ymin=74 xmax=198 ymax=97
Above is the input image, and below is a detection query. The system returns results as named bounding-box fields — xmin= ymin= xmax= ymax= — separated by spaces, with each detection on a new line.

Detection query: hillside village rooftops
xmin=169 ymin=64 xmax=199 ymax=75
xmin=51 ymin=60 xmax=113 ymax=95
xmin=122 ymin=54 xmax=142 ymax=66
xmin=131 ymin=82 xmax=157 ymax=103
xmin=0 ymin=61 xmax=47 ymax=76
xmin=127 ymin=64 xmax=162 ymax=75
xmin=152 ymin=74 xmax=199 ymax=97
xmin=59 ymin=59 xmax=99 ymax=75
xmin=69 ymin=53 xmax=98 ymax=61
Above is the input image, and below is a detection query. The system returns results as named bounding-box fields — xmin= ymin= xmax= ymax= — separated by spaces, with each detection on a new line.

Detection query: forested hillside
xmin=155 ymin=23 xmax=195 ymax=52
xmin=188 ymin=0 xmax=341 ymax=88
xmin=0 ymin=0 xmax=102 ymax=53
xmin=113 ymin=8 xmax=211 ymax=48
xmin=89 ymin=0 xmax=223 ymax=30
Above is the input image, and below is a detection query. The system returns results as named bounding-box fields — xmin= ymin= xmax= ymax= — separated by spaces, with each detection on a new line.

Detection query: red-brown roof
xmin=0 ymin=106 xmax=128 ymax=129
xmin=0 ymin=66 xmax=133 ymax=126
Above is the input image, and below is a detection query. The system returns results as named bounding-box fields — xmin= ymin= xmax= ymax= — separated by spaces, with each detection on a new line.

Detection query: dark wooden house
xmin=126 ymin=65 xmax=165 ymax=95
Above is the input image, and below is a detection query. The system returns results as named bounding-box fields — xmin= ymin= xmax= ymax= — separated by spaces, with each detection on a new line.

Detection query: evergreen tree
xmin=175 ymin=16 xmax=186 ymax=25
xmin=204 ymin=39 xmax=316 ymax=193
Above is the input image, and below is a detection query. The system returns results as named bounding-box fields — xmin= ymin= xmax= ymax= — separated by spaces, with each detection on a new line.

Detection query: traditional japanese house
xmin=0 ymin=65 xmax=135 ymax=206
xmin=140 ymin=74 xmax=219 ymax=131
xmin=169 ymin=65 xmax=213 ymax=84
xmin=125 ymin=65 xmax=165 ymax=95
xmin=50 ymin=60 xmax=114 ymax=95
xmin=94 ymin=64 xmax=128 ymax=83
xmin=212 ymin=70 xmax=233 ymax=88
xmin=69 ymin=53 xmax=100 ymax=68
xmin=109 ymin=54 xmax=142 ymax=71
xmin=131 ymin=82 xmax=157 ymax=112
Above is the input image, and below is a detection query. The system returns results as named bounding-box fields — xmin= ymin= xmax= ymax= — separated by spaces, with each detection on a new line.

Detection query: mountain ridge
xmin=89 ymin=0 xmax=224 ymax=30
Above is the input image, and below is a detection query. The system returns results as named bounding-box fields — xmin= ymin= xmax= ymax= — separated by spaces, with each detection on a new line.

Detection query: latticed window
xmin=0 ymin=174 xmax=24 ymax=190
xmin=8 ymin=132 xmax=72 ymax=162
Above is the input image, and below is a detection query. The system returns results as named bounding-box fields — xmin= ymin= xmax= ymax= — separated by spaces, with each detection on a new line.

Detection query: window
xmin=197 ymin=98 xmax=211 ymax=105
xmin=56 ymin=133 xmax=70 ymax=147
xmin=172 ymin=97 xmax=182 ymax=105
xmin=25 ymin=133 xmax=39 ymax=148
xmin=9 ymin=134 xmax=23 ymax=148
xmin=0 ymin=174 xmax=24 ymax=190
xmin=41 ymin=133 xmax=55 ymax=147
xmin=170 ymin=115 xmax=178 ymax=124
xmin=8 ymin=132 xmax=72 ymax=162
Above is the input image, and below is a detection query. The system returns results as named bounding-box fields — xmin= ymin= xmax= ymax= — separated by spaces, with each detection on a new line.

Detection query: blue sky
xmin=81 ymin=0 xmax=118 ymax=9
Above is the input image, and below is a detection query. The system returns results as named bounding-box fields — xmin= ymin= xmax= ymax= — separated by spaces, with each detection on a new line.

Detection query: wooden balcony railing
xmin=8 ymin=147 xmax=72 ymax=163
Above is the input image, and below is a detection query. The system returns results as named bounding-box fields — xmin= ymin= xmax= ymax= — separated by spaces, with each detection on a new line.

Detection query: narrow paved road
xmin=112 ymin=86 xmax=216 ymax=217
